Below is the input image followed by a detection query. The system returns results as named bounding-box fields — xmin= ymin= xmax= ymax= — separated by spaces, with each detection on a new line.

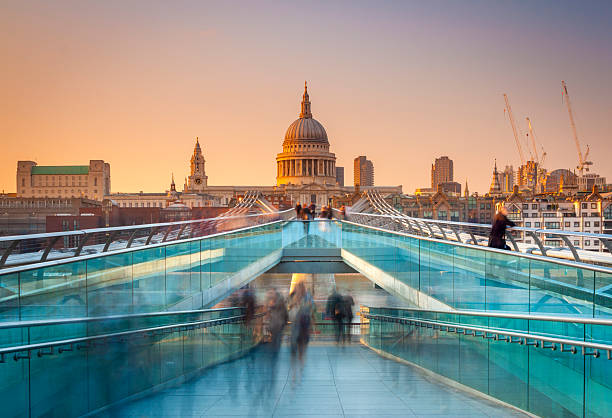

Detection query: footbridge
xmin=1 ymin=208 xmax=611 ymax=417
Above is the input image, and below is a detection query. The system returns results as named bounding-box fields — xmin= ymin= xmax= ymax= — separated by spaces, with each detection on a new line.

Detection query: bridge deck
xmin=101 ymin=343 xmax=526 ymax=417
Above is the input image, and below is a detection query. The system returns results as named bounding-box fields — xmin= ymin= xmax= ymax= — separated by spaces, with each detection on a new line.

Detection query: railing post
xmin=41 ymin=235 xmax=62 ymax=262
xmin=162 ymin=226 xmax=173 ymax=243
xmin=74 ymin=233 xmax=90 ymax=257
xmin=506 ymin=231 xmax=520 ymax=252
xmin=145 ymin=227 xmax=158 ymax=245
xmin=0 ymin=240 xmax=19 ymax=267
xmin=176 ymin=224 xmax=188 ymax=241
xmin=102 ymin=231 xmax=120 ymax=252
xmin=126 ymin=230 xmax=138 ymax=248
xmin=527 ymin=231 xmax=547 ymax=257
xmin=559 ymin=235 xmax=581 ymax=263
xmin=449 ymin=225 xmax=463 ymax=243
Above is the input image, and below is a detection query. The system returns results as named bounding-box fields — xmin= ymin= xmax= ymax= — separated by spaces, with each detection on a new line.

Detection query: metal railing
xmin=0 ymin=208 xmax=293 ymax=268
xmin=363 ymin=309 xmax=612 ymax=359
xmin=0 ymin=314 xmax=248 ymax=362
xmin=347 ymin=208 xmax=612 ymax=265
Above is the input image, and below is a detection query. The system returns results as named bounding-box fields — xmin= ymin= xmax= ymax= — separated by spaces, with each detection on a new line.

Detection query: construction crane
xmin=526 ymin=117 xmax=546 ymax=164
xmin=526 ymin=117 xmax=548 ymax=192
xmin=503 ymin=94 xmax=525 ymax=166
xmin=561 ymin=80 xmax=592 ymax=177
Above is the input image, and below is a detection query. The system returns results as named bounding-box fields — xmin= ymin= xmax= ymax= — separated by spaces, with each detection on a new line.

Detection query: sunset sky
xmin=1 ymin=1 xmax=611 ymax=194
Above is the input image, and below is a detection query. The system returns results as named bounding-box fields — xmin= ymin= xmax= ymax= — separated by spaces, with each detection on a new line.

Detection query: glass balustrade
xmin=0 ymin=222 xmax=282 ymax=322
xmin=363 ymin=307 xmax=612 ymax=418
xmin=1 ymin=219 xmax=610 ymax=324
xmin=0 ymin=308 xmax=257 ymax=418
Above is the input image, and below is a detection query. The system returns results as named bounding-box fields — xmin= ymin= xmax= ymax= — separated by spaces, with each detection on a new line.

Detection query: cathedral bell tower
xmin=187 ymin=138 xmax=208 ymax=192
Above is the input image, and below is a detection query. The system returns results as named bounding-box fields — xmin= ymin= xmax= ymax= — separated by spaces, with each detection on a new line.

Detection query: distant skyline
xmin=1 ymin=1 xmax=611 ymax=194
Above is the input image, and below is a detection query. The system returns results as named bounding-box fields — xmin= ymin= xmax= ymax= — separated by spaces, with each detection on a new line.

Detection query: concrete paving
xmin=101 ymin=343 xmax=528 ymax=417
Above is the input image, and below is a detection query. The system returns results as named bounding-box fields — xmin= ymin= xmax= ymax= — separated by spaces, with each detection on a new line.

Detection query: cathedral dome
xmin=283 ymin=81 xmax=328 ymax=144
xmin=284 ymin=118 xmax=328 ymax=142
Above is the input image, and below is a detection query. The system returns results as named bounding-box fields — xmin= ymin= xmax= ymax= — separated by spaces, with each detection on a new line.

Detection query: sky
xmin=1 ymin=0 xmax=611 ymax=194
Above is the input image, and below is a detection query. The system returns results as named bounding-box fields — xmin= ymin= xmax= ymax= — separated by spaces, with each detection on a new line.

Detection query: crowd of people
xmin=294 ymin=202 xmax=346 ymax=220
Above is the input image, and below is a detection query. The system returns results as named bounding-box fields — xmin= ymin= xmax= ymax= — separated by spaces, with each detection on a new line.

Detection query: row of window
xmin=0 ymin=199 xmax=75 ymax=208
xmin=523 ymin=212 xmax=600 ymax=218
xmin=522 ymin=203 xmax=599 ymax=210
xmin=524 ymin=221 xmax=600 ymax=228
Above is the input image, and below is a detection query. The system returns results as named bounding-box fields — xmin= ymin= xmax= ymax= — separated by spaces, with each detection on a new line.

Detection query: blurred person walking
xmin=295 ymin=202 xmax=302 ymax=218
xmin=326 ymin=290 xmax=344 ymax=344
xmin=288 ymin=282 xmax=313 ymax=385
xmin=488 ymin=207 xmax=516 ymax=250
xmin=342 ymin=294 xmax=355 ymax=344
xmin=257 ymin=289 xmax=288 ymax=404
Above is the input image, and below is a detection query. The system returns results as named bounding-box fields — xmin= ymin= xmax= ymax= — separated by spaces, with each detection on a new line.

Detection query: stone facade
xmin=17 ymin=160 xmax=110 ymax=201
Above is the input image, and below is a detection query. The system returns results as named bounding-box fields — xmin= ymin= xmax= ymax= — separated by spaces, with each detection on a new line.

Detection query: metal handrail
xmin=0 ymin=208 xmax=293 ymax=268
xmin=0 ymin=217 xmax=286 ymax=275
xmin=0 ymin=314 xmax=247 ymax=361
xmin=366 ymin=307 xmax=612 ymax=326
xmin=0 ymin=307 xmax=242 ymax=330
xmin=365 ymin=313 xmax=612 ymax=359
xmin=349 ymin=210 xmax=612 ymax=241
xmin=340 ymin=219 xmax=612 ymax=274
xmin=0 ymin=209 xmax=293 ymax=243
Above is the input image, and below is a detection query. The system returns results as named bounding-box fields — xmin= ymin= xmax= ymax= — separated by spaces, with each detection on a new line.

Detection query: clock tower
xmin=187 ymin=138 xmax=208 ymax=192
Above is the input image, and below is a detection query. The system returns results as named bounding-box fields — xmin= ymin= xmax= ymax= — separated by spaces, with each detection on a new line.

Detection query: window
xmin=94 ymin=178 xmax=98 ymax=186
xmin=532 ymin=204 xmax=537 ymax=210
xmin=543 ymin=213 xmax=555 ymax=218
xmin=545 ymin=240 xmax=561 ymax=247
xmin=591 ymin=203 xmax=597 ymax=209
xmin=437 ymin=210 xmax=447 ymax=219
xmin=565 ymin=222 xmax=570 ymax=227
xmin=582 ymin=203 xmax=588 ymax=209
xmin=522 ymin=204 xmax=529 ymax=210
xmin=585 ymin=240 xmax=590 ymax=246
xmin=535 ymin=222 xmax=541 ymax=227
xmin=593 ymin=239 xmax=599 ymax=245
xmin=585 ymin=221 xmax=590 ymax=227
xmin=574 ymin=240 xmax=579 ymax=246
xmin=525 ymin=222 xmax=531 ymax=227
xmin=574 ymin=222 xmax=579 ymax=227
xmin=594 ymin=221 xmax=600 ymax=227
xmin=545 ymin=222 xmax=560 ymax=229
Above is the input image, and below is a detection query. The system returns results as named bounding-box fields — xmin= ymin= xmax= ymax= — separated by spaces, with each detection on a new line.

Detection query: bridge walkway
xmin=101 ymin=343 xmax=527 ymax=418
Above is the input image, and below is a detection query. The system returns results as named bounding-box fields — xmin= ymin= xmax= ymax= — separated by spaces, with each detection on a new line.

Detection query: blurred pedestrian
xmin=288 ymin=282 xmax=313 ymax=384
xmin=342 ymin=294 xmax=355 ymax=344
xmin=308 ymin=203 xmax=316 ymax=220
xmin=257 ymin=289 xmax=287 ymax=404
xmin=488 ymin=206 xmax=516 ymax=250
xmin=300 ymin=207 xmax=310 ymax=234
xmin=326 ymin=290 xmax=344 ymax=344
xmin=295 ymin=202 xmax=302 ymax=218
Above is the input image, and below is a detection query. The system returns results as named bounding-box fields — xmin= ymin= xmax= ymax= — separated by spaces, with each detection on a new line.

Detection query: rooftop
xmin=31 ymin=166 xmax=89 ymax=175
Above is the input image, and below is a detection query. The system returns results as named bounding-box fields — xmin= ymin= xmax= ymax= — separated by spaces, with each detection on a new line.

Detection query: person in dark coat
xmin=488 ymin=207 xmax=516 ymax=250
xmin=295 ymin=202 xmax=302 ymax=218
xmin=308 ymin=203 xmax=316 ymax=220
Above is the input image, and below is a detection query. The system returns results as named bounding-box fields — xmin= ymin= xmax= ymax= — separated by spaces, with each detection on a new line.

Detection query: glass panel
xmin=132 ymin=247 xmax=165 ymax=313
xmin=0 ymin=272 xmax=19 ymax=321
xmin=19 ymin=261 xmax=87 ymax=320
xmin=87 ymin=253 xmax=133 ymax=317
